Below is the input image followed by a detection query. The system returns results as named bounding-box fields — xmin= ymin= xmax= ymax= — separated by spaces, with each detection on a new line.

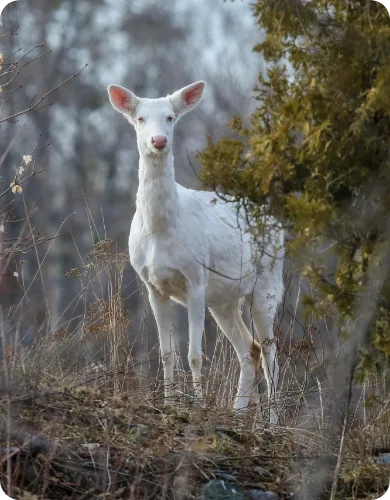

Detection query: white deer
xmin=107 ymin=81 xmax=284 ymax=422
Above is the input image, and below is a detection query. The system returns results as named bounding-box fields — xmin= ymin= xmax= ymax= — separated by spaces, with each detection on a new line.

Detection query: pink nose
xmin=152 ymin=136 xmax=167 ymax=150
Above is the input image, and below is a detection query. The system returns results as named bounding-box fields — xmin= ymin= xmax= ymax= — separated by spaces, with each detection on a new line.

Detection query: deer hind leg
xmin=209 ymin=302 xmax=260 ymax=410
xmin=247 ymin=292 xmax=280 ymax=424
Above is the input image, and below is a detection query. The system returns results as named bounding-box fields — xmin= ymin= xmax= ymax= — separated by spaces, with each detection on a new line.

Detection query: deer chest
xmin=129 ymin=237 xmax=188 ymax=302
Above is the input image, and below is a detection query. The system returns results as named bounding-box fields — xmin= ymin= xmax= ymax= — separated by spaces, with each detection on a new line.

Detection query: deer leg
xmin=186 ymin=284 xmax=205 ymax=400
xmin=210 ymin=303 xmax=258 ymax=410
xmin=147 ymin=284 xmax=175 ymax=402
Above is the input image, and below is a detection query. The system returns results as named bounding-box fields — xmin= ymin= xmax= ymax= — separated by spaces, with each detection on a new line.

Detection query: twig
xmin=330 ymin=374 xmax=353 ymax=500
xmin=0 ymin=63 xmax=88 ymax=123
xmin=0 ymin=26 xmax=19 ymax=38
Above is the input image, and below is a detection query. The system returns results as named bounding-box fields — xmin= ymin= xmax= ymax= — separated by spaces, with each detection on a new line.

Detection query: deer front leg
xmin=186 ymin=284 xmax=205 ymax=400
xmin=147 ymin=285 xmax=175 ymax=402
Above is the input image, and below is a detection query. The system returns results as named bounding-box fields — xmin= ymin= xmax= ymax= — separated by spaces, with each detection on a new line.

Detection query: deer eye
xmin=167 ymin=116 xmax=174 ymax=123
xmin=137 ymin=117 xmax=145 ymax=123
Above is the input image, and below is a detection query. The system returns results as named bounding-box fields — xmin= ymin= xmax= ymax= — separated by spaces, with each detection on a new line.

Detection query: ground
xmin=0 ymin=381 xmax=388 ymax=499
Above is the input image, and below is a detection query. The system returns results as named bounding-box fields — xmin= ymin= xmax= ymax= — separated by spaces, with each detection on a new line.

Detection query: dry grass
xmin=0 ymin=239 xmax=389 ymax=499
xmin=1 ymin=369 xmax=388 ymax=499
xmin=3 ymin=387 xmax=293 ymax=499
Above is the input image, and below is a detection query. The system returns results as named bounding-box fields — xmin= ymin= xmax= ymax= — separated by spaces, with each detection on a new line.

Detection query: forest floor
xmin=0 ymin=380 xmax=388 ymax=499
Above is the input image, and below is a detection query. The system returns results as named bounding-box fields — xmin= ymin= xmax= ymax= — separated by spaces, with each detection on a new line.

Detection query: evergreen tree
xmin=199 ymin=0 xmax=390 ymax=372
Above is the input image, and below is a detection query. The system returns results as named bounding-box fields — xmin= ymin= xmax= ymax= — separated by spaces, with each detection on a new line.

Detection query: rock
xmin=22 ymin=434 xmax=54 ymax=456
xmin=129 ymin=423 xmax=148 ymax=441
xmin=248 ymin=490 xmax=279 ymax=500
xmin=253 ymin=466 xmax=275 ymax=478
xmin=378 ymin=453 xmax=390 ymax=465
xmin=133 ymin=424 xmax=148 ymax=440
xmin=200 ymin=479 xmax=247 ymax=499
xmin=214 ymin=470 xmax=236 ymax=482
xmin=81 ymin=442 xmax=100 ymax=450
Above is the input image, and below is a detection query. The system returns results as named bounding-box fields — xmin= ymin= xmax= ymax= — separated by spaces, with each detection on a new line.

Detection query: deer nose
xmin=152 ymin=136 xmax=167 ymax=150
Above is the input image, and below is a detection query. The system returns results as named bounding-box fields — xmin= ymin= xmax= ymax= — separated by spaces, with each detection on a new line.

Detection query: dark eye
xmin=167 ymin=116 xmax=174 ymax=123
xmin=137 ymin=117 xmax=144 ymax=123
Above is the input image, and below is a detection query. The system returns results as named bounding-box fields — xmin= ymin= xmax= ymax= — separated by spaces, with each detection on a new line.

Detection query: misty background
xmin=1 ymin=0 xmax=277 ymax=365
xmin=1 ymin=0 xmax=341 ymax=390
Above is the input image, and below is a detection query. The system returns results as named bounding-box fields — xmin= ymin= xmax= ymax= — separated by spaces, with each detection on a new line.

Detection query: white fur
xmin=108 ymin=81 xmax=284 ymax=422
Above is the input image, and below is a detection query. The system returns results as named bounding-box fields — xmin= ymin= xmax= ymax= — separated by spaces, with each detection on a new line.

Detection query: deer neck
xmin=136 ymin=150 xmax=179 ymax=234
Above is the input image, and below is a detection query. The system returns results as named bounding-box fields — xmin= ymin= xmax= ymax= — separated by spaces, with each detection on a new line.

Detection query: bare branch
xmin=0 ymin=26 xmax=19 ymax=39
xmin=0 ymin=63 xmax=88 ymax=124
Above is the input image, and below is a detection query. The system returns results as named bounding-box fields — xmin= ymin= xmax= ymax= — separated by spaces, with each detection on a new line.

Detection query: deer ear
xmin=169 ymin=81 xmax=205 ymax=116
xmin=108 ymin=84 xmax=139 ymax=115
